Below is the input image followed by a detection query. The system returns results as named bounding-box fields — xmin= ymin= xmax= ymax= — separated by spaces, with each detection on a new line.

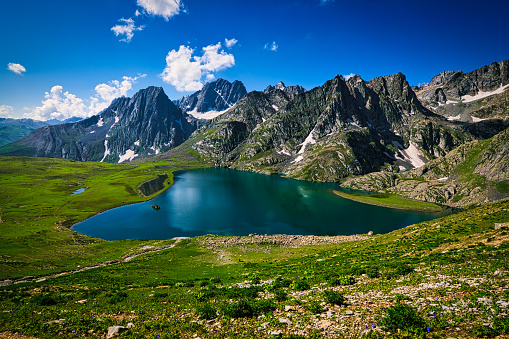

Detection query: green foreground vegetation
xmin=1 ymin=156 xmax=509 ymax=338
xmin=332 ymin=190 xmax=444 ymax=213
xmin=0 ymin=156 xmax=206 ymax=279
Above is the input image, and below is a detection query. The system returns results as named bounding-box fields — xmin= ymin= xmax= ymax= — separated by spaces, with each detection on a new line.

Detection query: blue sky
xmin=1 ymin=0 xmax=508 ymax=120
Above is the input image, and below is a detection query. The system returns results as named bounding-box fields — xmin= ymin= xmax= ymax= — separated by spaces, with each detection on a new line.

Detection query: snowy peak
xmin=174 ymin=78 xmax=247 ymax=119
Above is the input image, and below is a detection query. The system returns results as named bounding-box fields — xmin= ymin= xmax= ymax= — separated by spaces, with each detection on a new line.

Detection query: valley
xmin=1 ymin=59 xmax=509 ymax=338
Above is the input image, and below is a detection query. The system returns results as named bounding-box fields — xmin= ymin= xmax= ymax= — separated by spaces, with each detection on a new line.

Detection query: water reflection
xmin=72 ymin=168 xmax=446 ymax=240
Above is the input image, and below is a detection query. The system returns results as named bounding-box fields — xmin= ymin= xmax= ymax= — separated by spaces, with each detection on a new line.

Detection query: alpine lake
xmin=72 ymin=168 xmax=448 ymax=241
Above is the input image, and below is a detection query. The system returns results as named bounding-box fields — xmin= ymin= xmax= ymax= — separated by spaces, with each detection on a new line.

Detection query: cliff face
xmin=0 ymin=87 xmax=197 ymax=162
xmin=174 ymin=78 xmax=247 ymax=116
xmin=417 ymin=60 xmax=509 ymax=104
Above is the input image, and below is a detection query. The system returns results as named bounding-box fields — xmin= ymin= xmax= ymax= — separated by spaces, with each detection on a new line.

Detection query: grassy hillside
xmin=0 ymin=156 xmax=508 ymax=338
xmin=0 ymin=156 xmax=205 ymax=279
xmin=0 ymin=197 xmax=508 ymax=338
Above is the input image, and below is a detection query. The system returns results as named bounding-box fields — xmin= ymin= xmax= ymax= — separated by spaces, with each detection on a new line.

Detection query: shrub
xmin=379 ymin=303 xmax=426 ymax=332
xmin=274 ymin=289 xmax=288 ymax=302
xmin=107 ymin=291 xmax=128 ymax=304
xmin=366 ymin=267 xmax=380 ymax=279
xmin=393 ymin=263 xmax=414 ymax=277
xmin=221 ymin=300 xmax=256 ymax=318
xmin=255 ymin=299 xmax=276 ymax=314
xmin=394 ymin=294 xmax=411 ymax=302
xmin=250 ymin=275 xmax=261 ymax=285
xmin=306 ymin=301 xmax=323 ymax=314
xmin=291 ymin=279 xmax=310 ymax=291
xmin=327 ymin=275 xmax=355 ymax=287
xmin=494 ymin=316 xmax=509 ymax=335
xmin=197 ymin=303 xmax=217 ymax=320
xmin=323 ymin=290 xmax=346 ymax=306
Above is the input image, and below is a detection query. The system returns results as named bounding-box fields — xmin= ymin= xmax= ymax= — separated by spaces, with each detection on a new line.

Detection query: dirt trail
xmin=0 ymin=237 xmax=188 ymax=287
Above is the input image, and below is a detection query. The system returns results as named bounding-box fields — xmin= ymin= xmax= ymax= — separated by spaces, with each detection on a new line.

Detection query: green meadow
xmin=0 ymin=156 xmax=508 ymax=338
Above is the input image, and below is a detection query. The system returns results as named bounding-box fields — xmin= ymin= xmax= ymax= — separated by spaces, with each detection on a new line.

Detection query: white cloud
xmin=225 ymin=38 xmax=238 ymax=48
xmin=25 ymin=86 xmax=88 ymax=121
xmin=89 ymin=74 xmax=146 ymax=115
xmin=344 ymin=73 xmax=356 ymax=80
xmin=264 ymin=41 xmax=278 ymax=52
xmin=198 ymin=43 xmax=235 ymax=72
xmin=160 ymin=42 xmax=235 ymax=92
xmin=24 ymin=75 xmax=145 ymax=121
xmin=0 ymin=105 xmax=14 ymax=118
xmin=135 ymin=9 xmax=141 ymax=16
xmin=137 ymin=0 xmax=183 ymax=20
xmin=7 ymin=63 xmax=26 ymax=75
xmin=111 ymin=18 xmax=144 ymax=42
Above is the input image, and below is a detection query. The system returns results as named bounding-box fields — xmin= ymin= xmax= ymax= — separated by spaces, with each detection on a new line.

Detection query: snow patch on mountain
xmin=118 ymin=149 xmax=138 ymax=163
xmin=461 ymin=84 xmax=509 ymax=103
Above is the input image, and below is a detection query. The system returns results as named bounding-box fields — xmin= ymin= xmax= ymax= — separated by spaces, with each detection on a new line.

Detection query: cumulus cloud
xmin=224 ymin=38 xmax=238 ymax=48
xmin=136 ymin=0 xmax=183 ymax=20
xmin=0 ymin=105 xmax=14 ymax=118
xmin=111 ymin=18 xmax=144 ymax=42
xmin=344 ymin=73 xmax=356 ymax=80
xmin=264 ymin=41 xmax=278 ymax=52
xmin=160 ymin=42 xmax=235 ymax=92
xmin=89 ymin=74 xmax=146 ymax=115
xmin=7 ymin=63 xmax=26 ymax=75
xmin=24 ymin=75 xmax=145 ymax=121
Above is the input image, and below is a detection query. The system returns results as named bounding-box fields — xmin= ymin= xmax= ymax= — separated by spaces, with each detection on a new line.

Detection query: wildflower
xmin=320 ymin=328 xmax=324 ymax=332
xmin=372 ymin=324 xmax=376 ymax=329
xmin=427 ymin=326 xmax=430 ymax=332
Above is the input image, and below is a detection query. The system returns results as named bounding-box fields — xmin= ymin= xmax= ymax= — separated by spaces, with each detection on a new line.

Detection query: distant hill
xmin=0 ymin=118 xmax=48 ymax=147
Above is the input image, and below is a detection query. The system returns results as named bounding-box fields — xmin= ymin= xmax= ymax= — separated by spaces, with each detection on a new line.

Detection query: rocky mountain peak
xmin=173 ymin=79 xmax=247 ymax=119
xmin=417 ymin=59 xmax=509 ymax=105
xmin=0 ymin=86 xmax=197 ymax=163
xmin=264 ymin=81 xmax=306 ymax=95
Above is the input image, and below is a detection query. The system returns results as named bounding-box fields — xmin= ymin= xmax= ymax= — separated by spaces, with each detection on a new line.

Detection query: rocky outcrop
xmin=474 ymin=128 xmax=509 ymax=181
xmin=417 ymin=60 xmax=509 ymax=104
xmin=174 ymin=78 xmax=247 ymax=115
xmin=138 ymin=174 xmax=169 ymax=197
xmin=342 ymin=128 xmax=509 ymax=208
xmin=264 ymin=81 xmax=306 ymax=95
xmin=0 ymin=87 xmax=197 ymax=162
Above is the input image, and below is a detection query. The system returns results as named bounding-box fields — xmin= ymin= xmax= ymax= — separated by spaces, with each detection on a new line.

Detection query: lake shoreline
xmin=333 ymin=189 xmax=444 ymax=213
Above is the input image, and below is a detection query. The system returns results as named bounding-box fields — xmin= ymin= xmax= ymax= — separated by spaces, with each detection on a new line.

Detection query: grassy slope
xmin=0 ymin=198 xmax=507 ymax=338
xmin=0 ymin=156 xmax=206 ymax=280
xmin=1 ymin=155 xmax=509 ymax=338
xmin=332 ymin=190 xmax=444 ymax=212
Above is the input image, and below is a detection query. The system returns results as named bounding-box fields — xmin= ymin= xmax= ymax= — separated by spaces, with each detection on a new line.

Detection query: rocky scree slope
xmin=416 ymin=59 xmax=509 ymax=123
xmin=341 ymin=126 xmax=509 ymax=208
xmin=0 ymin=87 xmax=197 ymax=162
xmin=170 ymin=72 xmax=491 ymax=181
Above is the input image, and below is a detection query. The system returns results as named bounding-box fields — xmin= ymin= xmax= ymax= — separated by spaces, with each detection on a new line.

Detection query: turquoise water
xmin=72 ymin=168 xmax=446 ymax=240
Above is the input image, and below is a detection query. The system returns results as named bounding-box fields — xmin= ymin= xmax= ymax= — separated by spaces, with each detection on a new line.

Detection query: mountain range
xmin=1 ymin=60 xmax=508 ymax=206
